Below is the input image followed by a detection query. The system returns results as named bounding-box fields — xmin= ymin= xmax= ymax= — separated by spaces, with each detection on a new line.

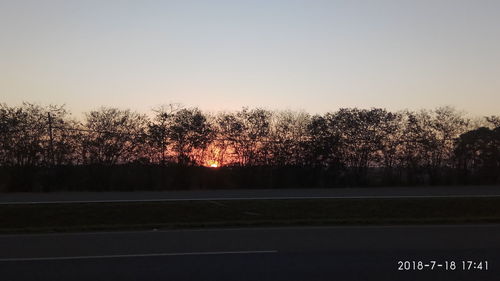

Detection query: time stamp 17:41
xmin=397 ymin=260 xmax=489 ymax=271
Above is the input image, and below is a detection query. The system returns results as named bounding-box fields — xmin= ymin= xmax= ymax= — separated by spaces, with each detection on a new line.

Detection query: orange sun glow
xmin=206 ymin=160 xmax=219 ymax=168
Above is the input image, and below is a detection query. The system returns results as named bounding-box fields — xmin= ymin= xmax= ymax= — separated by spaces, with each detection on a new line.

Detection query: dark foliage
xmin=0 ymin=102 xmax=498 ymax=191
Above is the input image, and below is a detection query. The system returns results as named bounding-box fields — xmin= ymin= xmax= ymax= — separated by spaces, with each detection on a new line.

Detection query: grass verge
xmin=1 ymin=197 xmax=500 ymax=233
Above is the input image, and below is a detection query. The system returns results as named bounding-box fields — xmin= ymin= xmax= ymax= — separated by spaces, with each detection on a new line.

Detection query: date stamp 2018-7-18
xmin=397 ymin=260 xmax=489 ymax=271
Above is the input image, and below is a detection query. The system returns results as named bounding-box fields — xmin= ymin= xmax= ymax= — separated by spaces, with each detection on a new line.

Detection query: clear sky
xmin=1 ymin=0 xmax=499 ymax=116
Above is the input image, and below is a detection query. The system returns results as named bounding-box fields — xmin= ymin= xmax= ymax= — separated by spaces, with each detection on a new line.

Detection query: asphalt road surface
xmin=1 ymin=185 xmax=499 ymax=204
xmin=0 ymin=225 xmax=499 ymax=281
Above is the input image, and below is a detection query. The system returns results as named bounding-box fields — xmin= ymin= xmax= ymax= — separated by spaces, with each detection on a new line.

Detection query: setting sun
xmin=206 ymin=160 xmax=219 ymax=168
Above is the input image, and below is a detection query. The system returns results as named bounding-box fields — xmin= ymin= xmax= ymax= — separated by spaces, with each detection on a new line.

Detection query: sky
xmin=1 ymin=0 xmax=500 ymax=116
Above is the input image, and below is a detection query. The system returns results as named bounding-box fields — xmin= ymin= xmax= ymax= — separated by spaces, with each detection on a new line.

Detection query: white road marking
xmin=1 ymin=194 xmax=500 ymax=205
xmin=0 ymin=250 xmax=278 ymax=262
xmin=0 ymin=223 xmax=498 ymax=238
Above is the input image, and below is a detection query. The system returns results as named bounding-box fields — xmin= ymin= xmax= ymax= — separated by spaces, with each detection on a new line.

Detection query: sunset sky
xmin=1 ymin=0 xmax=499 ymax=116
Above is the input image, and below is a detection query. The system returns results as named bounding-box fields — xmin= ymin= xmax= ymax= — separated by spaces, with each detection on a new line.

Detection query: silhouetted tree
xmin=213 ymin=112 xmax=245 ymax=165
xmin=167 ymin=108 xmax=214 ymax=166
xmin=267 ymin=110 xmax=310 ymax=166
xmin=398 ymin=107 xmax=469 ymax=183
xmin=429 ymin=106 xmax=469 ymax=169
xmin=0 ymin=103 xmax=75 ymax=167
xmin=486 ymin=116 xmax=500 ymax=128
xmin=455 ymin=126 xmax=500 ymax=183
xmin=329 ymin=108 xmax=400 ymax=181
xmin=304 ymin=114 xmax=341 ymax=167
xmin=1 ymin=101 xmax=499 ymax=191
xmin=148 ymin=104 xmax=182 ymax=164
xmin=80 ymin=108 xmax=148 ymax=165
xmin=213 ymin=108 xmax=272 ymax=166
xmin=234 ymin=108 xmax=272 ymax=166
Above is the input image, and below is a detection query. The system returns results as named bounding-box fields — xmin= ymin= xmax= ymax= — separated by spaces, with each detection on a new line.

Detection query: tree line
xmin=0 ymin=102 xmax=499 ymax=191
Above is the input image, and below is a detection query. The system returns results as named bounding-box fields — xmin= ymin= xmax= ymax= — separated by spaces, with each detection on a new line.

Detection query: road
xmin=1 ymin=185 xmax=499 ymax=204
xmin=0 ymin=225 xmax=499 ymax=280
